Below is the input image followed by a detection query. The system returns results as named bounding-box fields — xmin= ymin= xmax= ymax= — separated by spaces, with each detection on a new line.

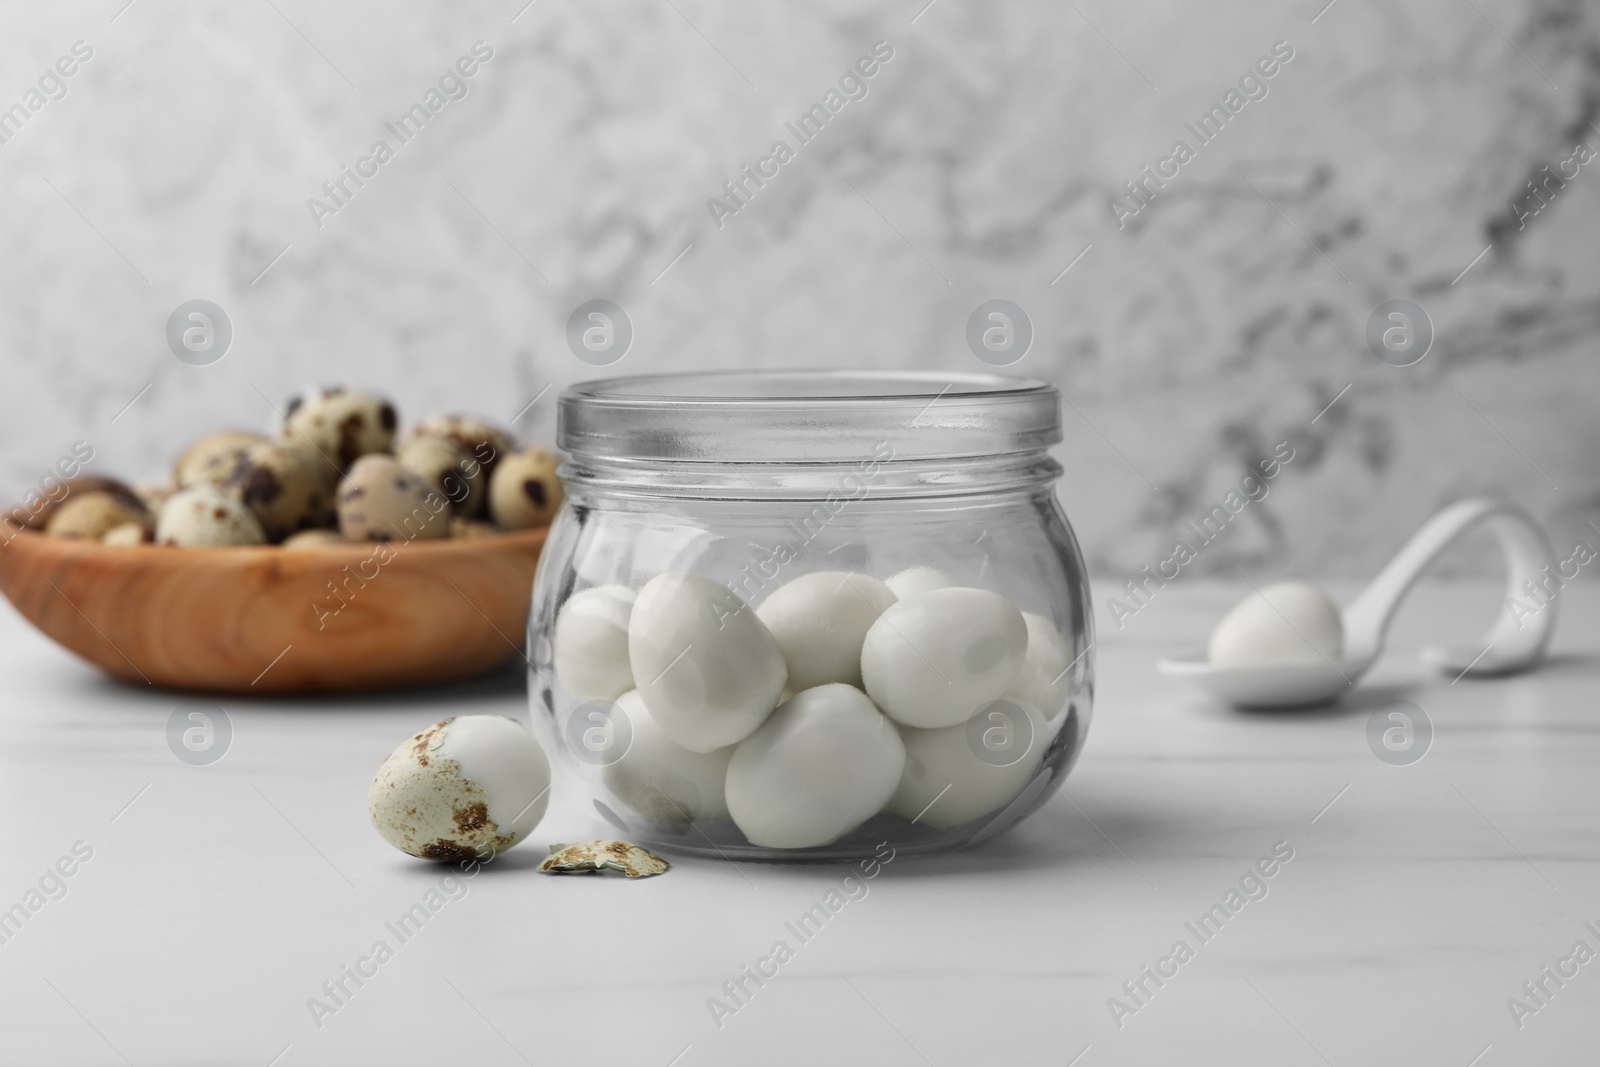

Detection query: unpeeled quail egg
xmin=282 ymin=529 xmax=347 ymax=549
xmin=488 ymin=448 xmax=563 ymax=530
xmin=281 ymin=387 xmax=397 ymax=484
xmin=629 ymin=572 xmax=787 ymax=753
xmin=1208 ymin=581 xmax=1344 ymax=668
xmin=156 ymin=487 xmax=266 ymax=546
xmin=405 ymin=415 xmax=513 ymax=474
xmin=1004 ymin=612 xmax=1075 ymax=720
xmin=397 ymin=435 xmax=483 ymax=517
xmin=725 ymin=684 xmax=905 ymax=849
xmin=102 ymin=522 xmax=148 ymax=545
xmin=369 ymin=715 xmax=550 ymax=861
xmin=756 ymin=571 xmax=896 ymax=690
xmin=174 ymin=430 xmax=265 ymax=488
xmin=221 ymin=440 xmax=328 ymax=542
xmin=888 ymin=698 xmax=1049 ymax=829
xmin=885 ymin=566 xmax=955 ymax=600
xmin=45 ymin=491 xmax=150 ymax=540
xmin=602 ymin=690 xmax=733 ymax=825
xmin=860 ymin=587 xmax=1028 ymax=728
xmin=554 ymin=585 xmax=636 ymax=701
xmin=336 ymin=455 xmax=449 ymax=542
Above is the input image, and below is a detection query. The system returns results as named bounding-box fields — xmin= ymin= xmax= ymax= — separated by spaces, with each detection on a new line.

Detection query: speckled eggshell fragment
xmin=155 ymin=487 xmax=266 ymax=546
xmin=368 ymin=716 xmax=550 ymax=862
xmin=725 ymin=684 xmax=905 ymax=849
xmin=537 ymin=840 xmax=669 ymax=877
xmin=629 ymin=572 xmax=787 ymax=753
xmin=554 ymin=585 xmax=637 ymax=701
xmin=1003 ymin=612 xmax=1074 ymax=720
xmin=756 ymin=571 xmax=896 ymax=690
xmin=602 ymin=690 xmax=733 ymax=825
xmin=887 ymin=698 xmax=1050 ymax=829
xmin=860 ymin=587 xmax=1028 ymax=728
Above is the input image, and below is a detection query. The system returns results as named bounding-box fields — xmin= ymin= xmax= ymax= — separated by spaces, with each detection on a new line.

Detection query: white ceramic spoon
xmin=1158 ymin=499 xmax=1558 ymax=708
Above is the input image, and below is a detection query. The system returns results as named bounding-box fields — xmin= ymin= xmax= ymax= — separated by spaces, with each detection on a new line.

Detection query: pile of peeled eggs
xmin=7 ymin=387 xmax=562 ymax=547
xmin=552 ymin=566 xmax=1078 ymax=849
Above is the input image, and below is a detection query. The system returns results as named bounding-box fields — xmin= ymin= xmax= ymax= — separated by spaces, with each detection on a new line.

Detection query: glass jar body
xmin=528 ymin=457 xmax=1093 ymax=861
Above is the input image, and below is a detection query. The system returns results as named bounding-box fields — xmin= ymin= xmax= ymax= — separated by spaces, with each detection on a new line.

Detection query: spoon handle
xmin=1342 ymin=498 xmax=1557 ymax=675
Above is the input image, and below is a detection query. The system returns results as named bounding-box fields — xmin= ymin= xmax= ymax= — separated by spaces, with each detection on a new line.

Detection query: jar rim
xmin=559 ymin=369 xmax=1062 ymax=463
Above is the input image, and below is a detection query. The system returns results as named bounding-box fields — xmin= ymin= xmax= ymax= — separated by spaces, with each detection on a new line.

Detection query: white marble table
xmin=1 ymin=581 xmax=1596 ymax=1066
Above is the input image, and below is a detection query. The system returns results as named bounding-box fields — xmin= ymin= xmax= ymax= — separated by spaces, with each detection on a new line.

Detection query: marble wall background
xmin=1 ymin=0 xmax=1596 ymax=581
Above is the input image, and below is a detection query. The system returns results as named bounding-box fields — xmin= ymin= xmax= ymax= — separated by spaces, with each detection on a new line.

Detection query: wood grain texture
xmin=0 ymin=528 xmax=545 ymax=692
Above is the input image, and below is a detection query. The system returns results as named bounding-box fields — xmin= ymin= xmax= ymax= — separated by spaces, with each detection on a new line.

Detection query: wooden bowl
xmin=0 ymin=528 xmax=545 ymax=693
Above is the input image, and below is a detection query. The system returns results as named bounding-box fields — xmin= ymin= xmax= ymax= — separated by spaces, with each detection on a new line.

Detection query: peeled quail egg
xmin=860 ymin=587 xmax=1028 ymax=728
xmin=488 ymin=448 xmax=563 ymax=530
xmin=888 ymin=698 xmax=1049 ymax=829
xmin=725 ymin=684 xmax=905 ymax=849
xmin=885 ymin=566 xmax=956 ymax=600
xmin=1004 ymin=612 xmax=1074 ymax=720
xmin=629 ymin=572 xmax=787 ymax=753
xmin=601 ymin=690 xmax=733 ymax=825
xmin=554 ymin=585 xmax=636 ymax=701
xmin=281 ymin=387 xmax=397 ymax=484
xmin=45 ymin=491 xmax=150 ymax=540
xmin=336 ymin=454 xmax=449 ymax=542
xmin=1208 ymin=581 xmax=1344 ymax=668
xmin=756 ymin=571 xmax=896 ymax=690
xmin=369 ymin=715 xmax=550 ymax=861
xmin=156 ymin=487 xmax=266 ymax=546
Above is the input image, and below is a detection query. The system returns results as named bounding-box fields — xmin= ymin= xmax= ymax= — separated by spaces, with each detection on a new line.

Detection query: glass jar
xmin=528 ymin=371 xmax=1093 ymax=861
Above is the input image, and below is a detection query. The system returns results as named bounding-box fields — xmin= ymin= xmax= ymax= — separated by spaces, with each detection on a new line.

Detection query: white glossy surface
xmin=755 ymin=571 xmax=895 ymax=692
xmin=552 ymin=585 xmax=636 ymax=701
xmin=431 ymin=715 xmax=550 ymax=841
xmin=2 ymin=581 xmax=1598 ymax=1064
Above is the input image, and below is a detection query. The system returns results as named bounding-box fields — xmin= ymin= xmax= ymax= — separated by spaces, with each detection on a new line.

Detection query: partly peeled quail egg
xmin=368 ymin=716 xmax=550 ymax=862
xmin=1208 ymin=581 xmax=1344 ymax=668
xmin=888 ymin=698 xmax=1049 ymax=829
xmin=725 ymin=684 xmax=905 ymax=849
xmin=756 ymin=571 xmax=896 ymax=690
xmin=629 ymin=572 xmax=787 ymax=753
xmin=1003 ymin=612 xmax=1075 ymax=720
xmin=860 ymin=587 xmax=1028 ymax=728
xmin=601 ymin=690 xmax=733 ymax=825
xmin=554 ymin=585 xmax=637 ymax=701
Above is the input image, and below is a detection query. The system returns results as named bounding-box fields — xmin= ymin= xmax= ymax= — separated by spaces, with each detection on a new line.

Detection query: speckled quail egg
xmin=554 ymin=585 xmax=637 ymax=701
xmin=404 ymin=415 xmax=513 ymax=475
xmin=174 ymin=430 xmax=265 ymax=489
xmin=1004 ymin=613 xmax=1075 ymax=720
xmin=449 ymin=517 xmax=500 ymax=539
xmin=282 ymin=529 xmax=347 ymax=549
xmin=488 ymin=448 xmax=563 ymax=530
xmin=396 ymin=435 xmax=484 ymax=517
xmin=156 ymin=486 xmax=266 ymax=546
xmin=602 ymin=690 xmax=733 ymax=825
xmin=756 ymin=572 xmax=896 ymax=690
xmin=23 ymin=476 xmax=143 ymax=531
xmin=887 ymin=698 xmax=1049 ymax=829
xmin=860 ymin=587 xmax=1029 ymax=729
xmin=134 ymin=482 xmax=178 ymax=513
xmin=884 ymin=566 xmax=956 ymax=600
xmin=219 ymin=440 xmax=328 ymax=542
xmin=725 ymin=684 xmax=905 ymax=849
xmin=280 ymin=387 xmax=397 ymax=484
xmin=1208 ymin=581 xmax=1344 ymax=667
xmin=102 ymin=522 xmax=149 ymax=546
xmin=336 ymin=455 xmax=450 ymax=542
xmin=45 ymin=491 xmax=151 ymax=539
xmin=629 ymin=572 xmax=787 ymax=753
xmin=369 ymin=715 xmax=551 ymax=862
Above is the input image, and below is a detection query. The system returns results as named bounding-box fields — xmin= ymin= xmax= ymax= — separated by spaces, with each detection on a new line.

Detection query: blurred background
xmin=1 ymin=0 xmax=1595 ymax=587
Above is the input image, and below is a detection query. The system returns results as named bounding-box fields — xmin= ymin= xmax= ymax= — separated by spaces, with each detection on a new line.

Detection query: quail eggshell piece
xmin=336 ymin=454 xmax=450 ymax=542
xmin=281 ymin=387 xmax=397 ymax=484
xmin=369 ymin=715 xmax=551 ymax=862
xmin=884 ymin=566 xmax=956 ymax=600
xmin=554 ymin=585 xmax=637 ymax=701
xmin=1208 ymin=581 xmax=1344 ymax=668
xmin=725 ymin=684 xmax=906 ymax=849
xmin=888 ymin=698 xmax=1049 ymax=829
xmin=602 ymin=690 xmax=733 ymax=825
xmin=1003 ymin=612 xmax=1074 ymax=720
xmin=222 ymin=440 xmax=328 ymax=542
xmin=629 ymin=572 xmax=788 ymax=753
xmin=156 ymin=487 xmax=266 ymax=546
xmin=488 ymin=448 xmax=563 ymax=530
xmin=860 ymin=587 xmax=1029 ymax=729
xmin=756 ymin=571 xmax=896 ymax=690
xmin=45 ymin=492 xmax=150 ymax=540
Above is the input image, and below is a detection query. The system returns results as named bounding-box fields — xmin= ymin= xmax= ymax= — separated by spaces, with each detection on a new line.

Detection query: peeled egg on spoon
xmin=1208 ymin=582 xmax=1344 ymax=667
